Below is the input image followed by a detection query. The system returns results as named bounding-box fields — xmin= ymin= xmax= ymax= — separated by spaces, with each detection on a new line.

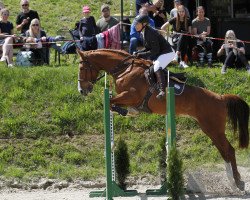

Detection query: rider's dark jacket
xmin=137 ymin=25 xmax=173 ymax=60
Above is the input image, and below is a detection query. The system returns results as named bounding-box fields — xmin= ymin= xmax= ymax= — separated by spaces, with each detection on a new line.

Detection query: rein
xmin=110 ymin=55 xmax=136 ymax=76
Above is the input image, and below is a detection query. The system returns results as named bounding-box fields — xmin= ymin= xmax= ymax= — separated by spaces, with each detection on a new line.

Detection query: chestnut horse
xmin=77 ymin=49 xmax=249 ymax=190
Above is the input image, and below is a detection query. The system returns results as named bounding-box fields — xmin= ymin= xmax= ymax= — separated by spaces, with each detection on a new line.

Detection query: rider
xmin=134 ymin=15 xmax=175 ymax=99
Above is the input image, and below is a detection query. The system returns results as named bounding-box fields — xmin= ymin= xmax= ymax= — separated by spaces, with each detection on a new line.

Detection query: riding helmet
xmin=134 ymin=15 xmax=149 ymax=24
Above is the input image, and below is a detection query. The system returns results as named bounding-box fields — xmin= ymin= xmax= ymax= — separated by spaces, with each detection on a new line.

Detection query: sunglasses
xmin=32 ymin=24 xmax=39 ymax=26
xmin=22 ymin=4 xmax=29 ymax=7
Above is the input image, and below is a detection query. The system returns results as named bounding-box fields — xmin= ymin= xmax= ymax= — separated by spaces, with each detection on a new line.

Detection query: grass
xmin=0 ymin=64 xmax=249 ymax=181
xmin=0 ymin=0 xmax=249 ymax=182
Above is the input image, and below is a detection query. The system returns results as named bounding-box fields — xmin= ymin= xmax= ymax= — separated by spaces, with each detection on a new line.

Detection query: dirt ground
xmin=1 ymin=165 xmax=250 ymax=200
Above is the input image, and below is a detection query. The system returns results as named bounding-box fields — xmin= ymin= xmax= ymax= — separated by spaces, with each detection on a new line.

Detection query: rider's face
xmin=135 ymin=23 xmax=143 ymax=31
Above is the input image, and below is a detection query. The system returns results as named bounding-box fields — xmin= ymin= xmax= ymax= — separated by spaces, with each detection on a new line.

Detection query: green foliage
xmin=158 ymin=135 xmax=167 ymax=184
xmin=115 ymin=138 xmax=130 ymax=190
xmin=167 ymin=144 xmax=184 ymax=200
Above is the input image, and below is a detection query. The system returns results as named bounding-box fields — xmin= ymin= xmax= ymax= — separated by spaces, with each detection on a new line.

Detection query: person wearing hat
xmin=134 ymin=15 xmax=175 ymax=99
xmin=96 ymin=4 xmax=118 ymax=33
xmin=170 ymin=0 xmax=190 ymax=19
xmin=79 ymin=5 xmax=98 ymax=40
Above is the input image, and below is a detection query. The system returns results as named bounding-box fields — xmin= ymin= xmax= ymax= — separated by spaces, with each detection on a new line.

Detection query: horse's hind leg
xmin=212 ymin=136 xmax=244 ymax=190
xmin=197 ymin=118 xmax=243 ymax=190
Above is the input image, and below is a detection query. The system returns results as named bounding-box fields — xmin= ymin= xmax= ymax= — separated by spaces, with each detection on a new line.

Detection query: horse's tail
xmin=224 ymin=94 xmax=249 ymax=148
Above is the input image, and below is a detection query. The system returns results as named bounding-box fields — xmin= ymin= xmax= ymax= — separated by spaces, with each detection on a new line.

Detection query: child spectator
xmin=78 ymin=5 xmax=98 ymax=51
xmin=96 ymin=4 xmax=118 ymax=33
xmin=79 ymin=6 xmax=98 ymax=39
xmin=16 ymin=0 xmax=40 ymax=35
xmin=0 ymin=8 xmax=15 ymax=67
xmin=217 ymin=30 xmax=250 ymax=74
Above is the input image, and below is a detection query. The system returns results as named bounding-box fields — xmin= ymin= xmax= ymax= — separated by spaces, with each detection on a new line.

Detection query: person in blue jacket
xmin=129 ymin=7 xmax=155 ymax=54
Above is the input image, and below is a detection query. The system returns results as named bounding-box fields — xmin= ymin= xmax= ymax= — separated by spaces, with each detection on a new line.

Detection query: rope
xmin=2 ymin=21 xmax=250 ymax=47
xmin=119 ymin=22 xmax=250 ymax=44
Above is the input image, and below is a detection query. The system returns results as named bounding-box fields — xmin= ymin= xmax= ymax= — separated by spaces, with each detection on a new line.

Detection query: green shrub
xmin=115 ymin=138 xmax=130 ymax=190
xmin=167 ymin=144 xmax=184 ymax=200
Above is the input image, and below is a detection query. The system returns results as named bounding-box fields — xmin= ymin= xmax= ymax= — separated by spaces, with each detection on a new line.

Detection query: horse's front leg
xmin=110 ymin=90 xmax=141 ymax=116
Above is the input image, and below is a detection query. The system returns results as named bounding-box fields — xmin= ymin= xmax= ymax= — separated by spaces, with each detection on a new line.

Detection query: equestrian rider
xmin=134 ymin=15 xmax=175 ymax=99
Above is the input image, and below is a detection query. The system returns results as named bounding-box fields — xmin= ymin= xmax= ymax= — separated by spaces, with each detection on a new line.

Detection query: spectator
xmin=134 ymin=15 xmax=175 ymax=99
xmin=25 ymin=18 xmax=49 ymax=65
xmin=129 ymin=7 xmax=155 ymax=54
xmin=217 ymin=30 xmax=250 ymax=74
xmin=0 ymin=8 xmax=16 ymax=67
xmin=79 ymin=5 xmax=98 ymax=39
xmin=16 ymin=0 xmax=39 ymax=35
xmin=96 ymin=4 xmax=118 ymax=33
xmin=192 ymin=6 xmax=212 ymax=67
xmin=170 ymin=0 xmax=190 ymax=19
xmin=152 ymin=0 xmax=167 ymax=29
xmin=78 ymin=5 xmax=98 ymax=51
xmin=135 ymin=0 xmax=155 ymax=15
xmin=161 ymin=5 xmax=191 ymax=68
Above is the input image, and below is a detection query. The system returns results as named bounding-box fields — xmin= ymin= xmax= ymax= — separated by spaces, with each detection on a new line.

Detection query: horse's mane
xmin=93 ymin=49 xmax=131 ymax=57
xmin=88 ymin=49 xmax=152 ymax=69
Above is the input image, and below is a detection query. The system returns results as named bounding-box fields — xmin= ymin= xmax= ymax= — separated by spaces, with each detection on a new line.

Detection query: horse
xmin=77 ymin=49 xmax=249 ymax=190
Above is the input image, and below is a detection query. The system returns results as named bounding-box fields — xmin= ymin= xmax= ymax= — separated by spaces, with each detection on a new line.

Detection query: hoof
xmin=235 ymin=179 xmax=245 ymax=191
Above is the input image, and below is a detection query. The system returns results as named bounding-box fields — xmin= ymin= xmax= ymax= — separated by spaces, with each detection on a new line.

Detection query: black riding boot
xmin=155 ymin=68 xmax=166 ymax=99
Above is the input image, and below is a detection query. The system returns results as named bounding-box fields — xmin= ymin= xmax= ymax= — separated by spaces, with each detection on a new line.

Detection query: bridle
xmin=78 ymin=52 xmax=136 ymax=85
xmin=78 ymin=54 xmax=101 ymax=84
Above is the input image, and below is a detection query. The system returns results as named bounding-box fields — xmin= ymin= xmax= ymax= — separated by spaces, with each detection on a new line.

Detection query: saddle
xmin=144 ymin=66 xmax=187 ymax=95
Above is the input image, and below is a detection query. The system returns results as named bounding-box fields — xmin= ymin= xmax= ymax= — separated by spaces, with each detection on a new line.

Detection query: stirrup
xmin=156 ymin=91 xmax=165 ymax=99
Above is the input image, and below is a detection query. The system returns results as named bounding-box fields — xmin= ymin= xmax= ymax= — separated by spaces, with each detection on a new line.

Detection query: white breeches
xmin=153 ymin=51 xmax=175 ymax=72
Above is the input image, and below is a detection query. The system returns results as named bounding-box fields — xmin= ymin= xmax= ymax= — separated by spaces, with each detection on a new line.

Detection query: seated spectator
xmin=96 ymin=4 xmax=118 ymax=33
xmin=192 ymin=6 xmax=212 ymax=67
xmin=16 ymin=0 xmax=40 ymax=35
xmin=217 ymin=30 xmax=250 ymax=74
xmin=0 ymin=8 xmax=15 ymax=67
xmin=152 ymin=0 xmax=167 ymax=29
xmin=161 ymin=5 xmax=191 ymax=68
xmin=129 ymin=7 xmax=155 ymax=54
xmin=170 ymin=0 xmax=190 ymax=19
xmin=78 ymin=5 xmax=98 ymax=51
xmin=25 ymin=18 xmax=49 ymax=65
